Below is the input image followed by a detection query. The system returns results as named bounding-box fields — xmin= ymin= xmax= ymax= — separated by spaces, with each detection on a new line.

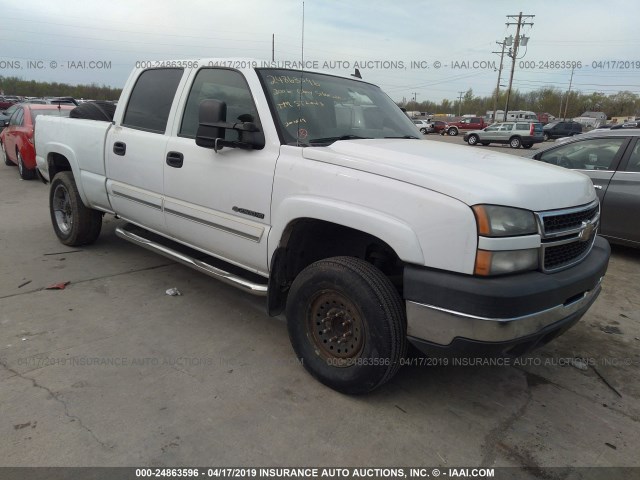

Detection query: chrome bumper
xmin=406 ymin=278 xmax=602 ymax=345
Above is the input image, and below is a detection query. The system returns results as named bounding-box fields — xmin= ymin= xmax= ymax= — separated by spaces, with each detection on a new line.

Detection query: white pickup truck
xmin=35 ymin=59 xmax=610 ymax=393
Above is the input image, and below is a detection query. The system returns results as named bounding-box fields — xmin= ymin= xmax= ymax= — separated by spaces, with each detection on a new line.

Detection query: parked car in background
xmin=1 ymin=104 xmax=74 ymax=179
xmin=0 ymin=96 xmax=20 ymax=110
xmin=0 ymin=103 xmax=22 ymax=133
xmin=442 ymin=117 xmax=487 ymax=136
xmin=464 ymin=122 xmax=544 ymax=149
xmin=430 ymin=120 xmax=447 ymax=134
xmin=412 ymin=119 xmax=433 ymax=134
xmin=531 ymin=129 xmax=640 ymax=247
xmin=25 ymin=97 xmax=78 ymax=106
xmin=543 ymin=121 xmax=582 ymax=141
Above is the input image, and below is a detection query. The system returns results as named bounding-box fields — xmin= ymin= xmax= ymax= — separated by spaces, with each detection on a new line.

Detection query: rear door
xmin=3 ymin=107 xmax=24 ymax=161
xmin=599 ymin=138 xmax=640 ymax=244
xmin=105 ymin=68 xmax=185 ymax=232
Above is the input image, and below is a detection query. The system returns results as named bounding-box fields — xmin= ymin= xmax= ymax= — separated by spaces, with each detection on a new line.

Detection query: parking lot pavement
xmin=1 ymin=162 xmax=639 ymax=470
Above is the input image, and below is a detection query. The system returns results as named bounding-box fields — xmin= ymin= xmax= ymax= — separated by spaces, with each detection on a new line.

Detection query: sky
xmin=0 ymin=0 xmax=639 ymax=103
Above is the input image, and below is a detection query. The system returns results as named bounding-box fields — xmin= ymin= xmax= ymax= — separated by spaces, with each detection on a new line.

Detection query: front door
xmin=163 ymin=68 xmax=279 ymax=274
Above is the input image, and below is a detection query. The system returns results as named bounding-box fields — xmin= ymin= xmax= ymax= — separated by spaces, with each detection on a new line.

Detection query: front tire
xmin=49 ymin=171 xmax=102 ymax=246
xmin=467 ymin=134 xmax=479 ymax=145
xmin=543 ymin=133 xmax=550 ymax=141
xmin=509 ymin=137 xmax=522 ymax=148
xmin=447 ymin=127 xmax=458 ymax=136
xmin=286 ymin=256 xmax=407 ymax=394
xmin=420 ymin=128 xmax=427 ymax=134
xmin=17 ymin=151 xmax=36 ymax=180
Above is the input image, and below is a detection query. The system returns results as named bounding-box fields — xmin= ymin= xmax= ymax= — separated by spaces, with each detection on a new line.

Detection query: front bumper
xmin=404 ymin=236 xmax=610 ymax=356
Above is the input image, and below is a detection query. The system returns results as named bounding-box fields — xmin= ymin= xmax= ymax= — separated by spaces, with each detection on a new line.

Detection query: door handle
xmin=593 ymin=185 xmax=603 ymax=190
xmin=113 ymin=142 xmax=126 ymax=156
xmin=166 ymin=151 xmax=184 ymax=168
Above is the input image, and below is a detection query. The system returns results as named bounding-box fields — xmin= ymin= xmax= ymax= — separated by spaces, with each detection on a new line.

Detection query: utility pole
xmin=504 ymin=12 xmax=534 ymax=121
xmin=492 ymin=39 xmax=507 ymax=122
xmin=457 ymin=91 xmax=464 ymax=117
xmin=563 ymin=67 xmax=575 ymax=120
xmin=272 ymin=34 xmax=275 ymax=62
xmin=412 ymin=92 xmax=419 ymax=103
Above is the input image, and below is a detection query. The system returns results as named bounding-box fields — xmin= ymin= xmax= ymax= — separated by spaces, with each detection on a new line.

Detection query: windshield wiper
xmin=308 ymin=135 xmax=371 ymax=144
xmin=384 ymin=135 xmax=420 ymax=139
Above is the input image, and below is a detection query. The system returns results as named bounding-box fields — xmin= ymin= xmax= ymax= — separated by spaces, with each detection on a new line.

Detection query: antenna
xmin=297 ymin=1 xmax=305 ymax=146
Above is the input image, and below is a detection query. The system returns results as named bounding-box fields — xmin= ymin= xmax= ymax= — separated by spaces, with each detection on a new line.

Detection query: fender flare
xmin=267 ymin=195 xmax=425 ymax=269
xmin=45 ymin=144 xmax=90 ymax=206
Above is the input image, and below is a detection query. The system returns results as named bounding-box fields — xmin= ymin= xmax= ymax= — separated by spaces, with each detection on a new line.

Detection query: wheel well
xmin=48 ymin=153 xmax=72 ymax=179
xmin=268 ymin=219 xmax=404 ymax=315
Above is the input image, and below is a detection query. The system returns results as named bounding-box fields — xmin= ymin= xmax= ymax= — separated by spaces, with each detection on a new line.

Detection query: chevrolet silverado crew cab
xmin=35 ymin=59 xmax=610 ymax=394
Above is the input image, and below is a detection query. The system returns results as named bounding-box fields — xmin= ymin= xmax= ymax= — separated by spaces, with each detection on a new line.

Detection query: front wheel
xmin=447 ymin=127 xmax=458 ymax=136
xmin=509 ymin=137 xmax=522 ymax=148
xmin=420 ymin=128 xmax=427 ymax=134
xmin=467 ymin=135 xmax=479 ymax=145
xmin=17 ymin=151 xmax=36 ymax=180
xmin=543 ymin=133 xmax=549 ymax=141
xmin=286 ymin=256 xmax=407 ymax=394
xmin=3 ymin=143 xmax=14 ymax=166
xmin=49 ymin=171 xmax=102 ymax=246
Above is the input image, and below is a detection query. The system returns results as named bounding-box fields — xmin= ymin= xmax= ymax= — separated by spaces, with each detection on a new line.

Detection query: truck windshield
xmin=256 ymin=69 xmax=419 ymax=145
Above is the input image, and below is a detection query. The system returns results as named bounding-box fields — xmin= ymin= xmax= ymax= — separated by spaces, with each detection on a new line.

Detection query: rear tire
xmin=448 ymin=127 xmax=458 ymax=136
xmin=543 ymin=133 xmax=549 ymax=141
xmin=286 ymin=256 xmax=407 ymax=394
xmin=17 ymin=151 xmax=36 ymax=180
xmin=509 ymin=137 xmax=522 ymax=149
xmin=420 ymin=128 xmax=427 ymax=134
xmin=49 ymin=171 xmax=102 ymax=246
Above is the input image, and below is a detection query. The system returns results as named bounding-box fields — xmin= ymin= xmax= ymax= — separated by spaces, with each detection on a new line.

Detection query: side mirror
xmin=196 ymin=99 xmax=265 ymax=152
xmin=196 ymin=99 xmax=227 ymax=149
xmin=3 ymin=120 xmax=8 ymax=127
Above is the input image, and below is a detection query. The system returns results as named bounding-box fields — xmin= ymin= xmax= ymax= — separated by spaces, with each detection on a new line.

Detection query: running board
xmin=115 ymin=225 xmax=268 ymax=296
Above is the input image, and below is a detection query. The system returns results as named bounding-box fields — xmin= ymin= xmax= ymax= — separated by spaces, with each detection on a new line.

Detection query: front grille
xmin=543 ymin=204 xmax=599 ymax=234
xmin=537 ymin=201 xmax=600 ymax=272
xmin=544 ymin=239 xmax=592 ymax=270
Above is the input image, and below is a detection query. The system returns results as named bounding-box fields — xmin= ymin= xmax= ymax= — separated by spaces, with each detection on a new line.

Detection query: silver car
xmin=463 ymin=121 xmax=544 ymax=149
xmin=530 ymin=129 xmax=640 ymax=247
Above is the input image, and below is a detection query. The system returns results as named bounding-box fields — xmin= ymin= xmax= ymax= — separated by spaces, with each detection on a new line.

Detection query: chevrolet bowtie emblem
xmin=578 ymin=220 xmax=595 ymax=243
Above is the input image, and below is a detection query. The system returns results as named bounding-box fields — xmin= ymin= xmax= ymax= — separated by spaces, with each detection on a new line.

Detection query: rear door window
xmin=122 ymin=68 xmax=184 ymax=133
xmin=539 ymin=137 xmax=627 ymax=170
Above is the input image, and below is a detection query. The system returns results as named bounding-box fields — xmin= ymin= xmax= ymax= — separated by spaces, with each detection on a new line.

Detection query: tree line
xmin=400 ymin=87 xmax=640 ymax=119
xmin=0 ymin=76 xmax=121 ymax=101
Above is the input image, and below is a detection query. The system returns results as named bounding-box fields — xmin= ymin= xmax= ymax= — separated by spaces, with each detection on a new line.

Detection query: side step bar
xmin=115 ymin=226 xmax=268 ymax=297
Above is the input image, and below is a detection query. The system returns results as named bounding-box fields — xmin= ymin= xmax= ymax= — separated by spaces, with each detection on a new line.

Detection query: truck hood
xmin=302 ymin=139 xmax=595 ymax=211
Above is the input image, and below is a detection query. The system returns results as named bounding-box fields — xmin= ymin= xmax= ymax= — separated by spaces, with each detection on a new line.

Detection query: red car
xmin=1 ymin=104 xmax=73 ymax=179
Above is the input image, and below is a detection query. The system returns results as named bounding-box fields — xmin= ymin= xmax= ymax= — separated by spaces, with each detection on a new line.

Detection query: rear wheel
xmin=17 ymin=151 xmax=36 ymax=180
xmin=509 ymin=137 xmax=522 ymax=149
xmin=467 ymin=134 xmax=479 ymax=145
xmin=543 ymin=133 xmax=550 ymax=141
xmin=448 ymin=127 xmax=458 ymax=136
xmin=286 ymin=256 xmax=407 ymax=394
xmin=49 ymin=171 xmax=102 ymax=246
xmin=420 ymin=128 xmax=427 ymax=134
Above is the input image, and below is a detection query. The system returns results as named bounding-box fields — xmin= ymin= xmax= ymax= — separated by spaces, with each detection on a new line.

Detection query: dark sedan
xmin=530 ymin=129 xmax=640 ymax=247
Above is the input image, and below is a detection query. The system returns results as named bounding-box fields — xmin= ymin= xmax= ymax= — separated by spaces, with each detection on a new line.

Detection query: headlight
xmin=474 ymin=249 xmax=539 ymax=276
xmin=472 ymin=205 xmax=537 ymax=237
